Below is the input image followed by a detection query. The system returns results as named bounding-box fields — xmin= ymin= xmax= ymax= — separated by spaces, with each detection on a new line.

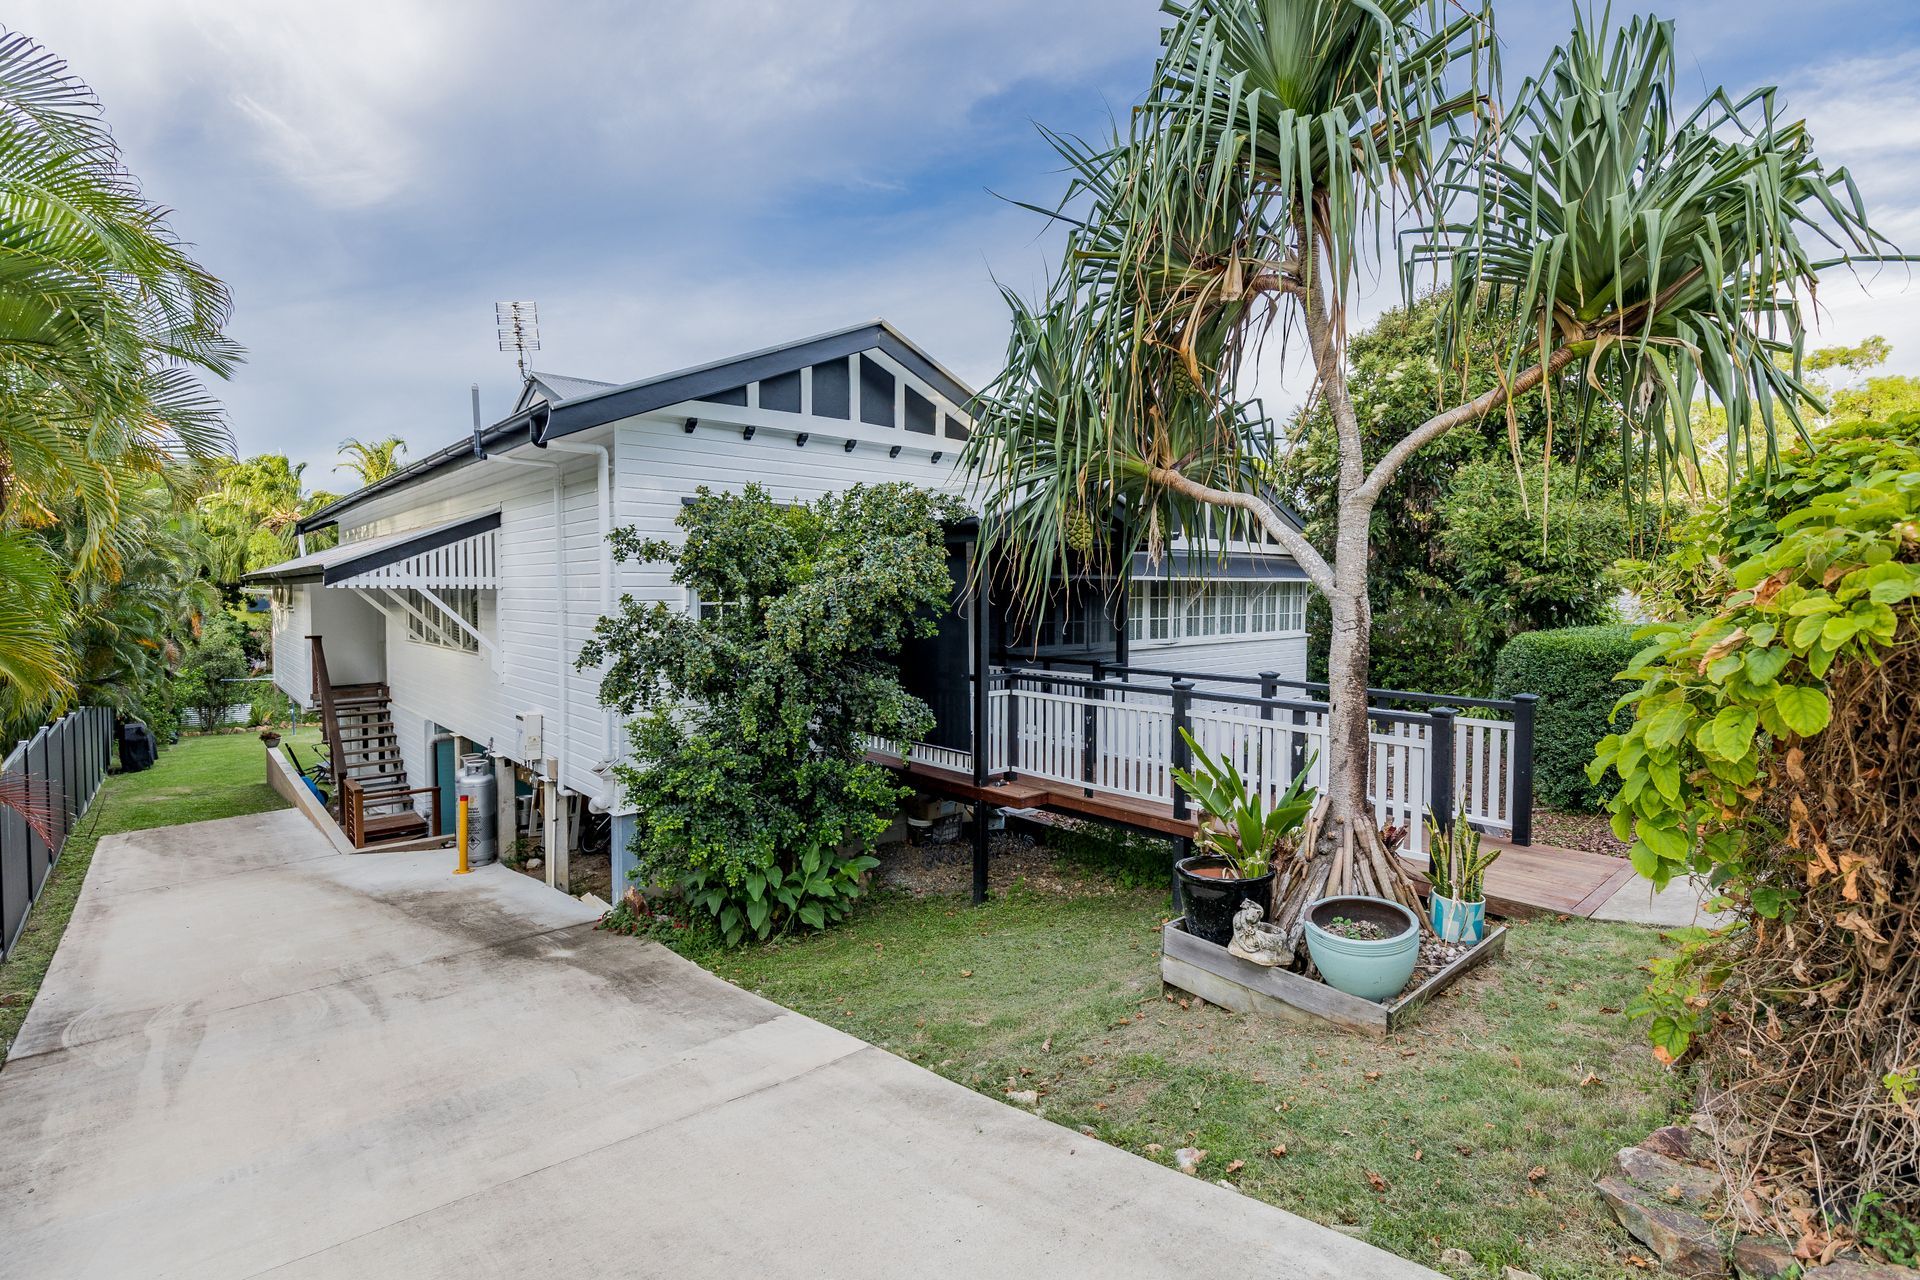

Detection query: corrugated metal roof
xmin=528 ymin=371 xmax=616 ymax=402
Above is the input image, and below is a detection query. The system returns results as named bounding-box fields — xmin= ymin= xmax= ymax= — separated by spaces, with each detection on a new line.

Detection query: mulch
xmin=873 ymin=828 xmax=1129 ymax=898
xmin=1530 ymin=807 xmax=1629 ymax=857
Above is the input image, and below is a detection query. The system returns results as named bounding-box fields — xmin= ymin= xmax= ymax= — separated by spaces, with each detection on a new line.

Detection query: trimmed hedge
xmin=1495 ymin=624 xmax=1640 ymax=812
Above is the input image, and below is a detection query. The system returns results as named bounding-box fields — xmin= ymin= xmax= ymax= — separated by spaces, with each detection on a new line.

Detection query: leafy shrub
xmin=581 ymin=482 xmax=962 ymax=946
xmin=174 ymin=615 xmax=250 ymax=731
xmin=1493 ymin=624 xmax=1639 ymax=810
xmin=1858 ymin=1193 xmax=1920 ymax=1268
xmin=1587 ymin=414 xmax=1920 ymax=1214
xmin=248 ymin=685 xmax=294 ymax=728
xmin=1358 ymin=585 xmax=1495 ymax=695
xmin=1440 ymin=460 xmax=1640 ymax=638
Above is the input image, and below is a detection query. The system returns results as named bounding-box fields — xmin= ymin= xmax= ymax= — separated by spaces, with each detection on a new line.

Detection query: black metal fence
xmin=1 ymin=707 xmax=114 ymax=960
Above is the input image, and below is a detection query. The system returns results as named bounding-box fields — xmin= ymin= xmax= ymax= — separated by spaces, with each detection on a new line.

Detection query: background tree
xmin=197 ymin=455 xmax=337 ymax=583
xmin=171 ymin=614 xmax=249 ymax=733
xmin=581 ymin=483 xmax=962 ymax=945
xmin=968 ymin=3 xmax=1896 ymax=898
xmin=1283 ymin=295 xmax=1651 ymax=693
xmin=336 ymin=436 xmax=408 ymax=486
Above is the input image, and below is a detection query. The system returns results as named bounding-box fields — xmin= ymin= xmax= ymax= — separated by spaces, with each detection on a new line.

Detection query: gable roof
xmin=506 ymin=319 xmax=975 ymax=449
xmin=298 ymin=320 xmax=976 ymax=533
xmin=511 ymin=370 xmax=618 ymax=415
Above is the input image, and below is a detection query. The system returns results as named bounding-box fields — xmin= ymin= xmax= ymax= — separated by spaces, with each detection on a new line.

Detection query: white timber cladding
xmin=1130 ymin=634 xmax=1311 ymax=688
xmin=289 ymin=342 xmax=1313 ymax=810
xmin=268 ymin=585 xmax=310 ymax=707
xmin=323 ymin=449 xmax=603 ymax=798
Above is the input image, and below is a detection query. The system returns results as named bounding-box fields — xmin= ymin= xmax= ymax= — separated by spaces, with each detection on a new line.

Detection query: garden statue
xmin=1227 ymin=899 xmax=1289 ymax=967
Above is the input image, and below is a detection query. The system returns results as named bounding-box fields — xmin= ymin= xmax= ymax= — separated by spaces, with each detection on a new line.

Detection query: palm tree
xmin=967 ymin=4 xmax=1898 ymax=904
xmin=0 ymin=30 xmax=240 ymax=715
xmin=336 ymin=435 xmax=408 ymax=486
xmin=197 ymin=455 xmax=337 ymax=583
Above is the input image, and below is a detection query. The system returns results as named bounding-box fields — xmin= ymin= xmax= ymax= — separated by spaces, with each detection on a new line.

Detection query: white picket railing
xmin=870 ymin=668 xmax=1533 ymax=853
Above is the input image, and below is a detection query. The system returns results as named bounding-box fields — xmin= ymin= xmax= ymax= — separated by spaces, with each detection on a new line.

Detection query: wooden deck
xmin=888 ymin=758 xmax=1636 ymax=921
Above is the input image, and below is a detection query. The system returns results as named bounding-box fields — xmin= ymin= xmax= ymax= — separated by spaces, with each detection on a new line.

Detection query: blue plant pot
xmin=1428 ymin=893 xmax=1486 ymax=945
xmin=1303 ymin=895 xmax=1420 ymax=1002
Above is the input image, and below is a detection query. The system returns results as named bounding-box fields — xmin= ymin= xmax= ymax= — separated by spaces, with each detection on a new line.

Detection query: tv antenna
xmin=494 ymin=301 xmax=541 ymax=379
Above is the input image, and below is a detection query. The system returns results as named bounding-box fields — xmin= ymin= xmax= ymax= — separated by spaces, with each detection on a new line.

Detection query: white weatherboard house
xmin=248 ymin=322 xmax=1315 ymax=889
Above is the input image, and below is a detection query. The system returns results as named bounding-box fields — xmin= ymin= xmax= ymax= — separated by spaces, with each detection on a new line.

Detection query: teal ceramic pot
xmin=1428 ymin=894 xmax=1487 ymax=945
xmin=1303 ymin=895 xmax=1420 ymax=1002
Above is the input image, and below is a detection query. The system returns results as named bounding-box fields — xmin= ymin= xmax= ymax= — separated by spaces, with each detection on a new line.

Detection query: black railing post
xmin=1428 ymin=707 xmax=1458 ymax=836
xmin=1256 ymin=669 xmax=1278 ymax=790
xmin=971 ymin=566 xmax=992 ymax=788
xmin=1510 ymin=693 xmax=1538 ymax=846
xmin=969 ymin=556 xmax=993 ymax=905
xmin=1170 ymin=679 xmax=1194 ymax=901
xmin=1002 ymin=665 xmax=1022 ymax=782
xmin=1081 ymin=660 xmax=1103 ymax=797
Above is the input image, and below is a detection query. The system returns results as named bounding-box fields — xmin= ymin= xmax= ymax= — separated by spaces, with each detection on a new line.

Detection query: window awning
xmin=244 ymin=513 xmax=501 ymax=589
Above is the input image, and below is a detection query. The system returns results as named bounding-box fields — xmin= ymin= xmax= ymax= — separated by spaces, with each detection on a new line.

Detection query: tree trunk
xmin=1322 ymin=571 xmax=1372 ymax=835
xmin=1263 ymin=221 xmax=1428 ymax=955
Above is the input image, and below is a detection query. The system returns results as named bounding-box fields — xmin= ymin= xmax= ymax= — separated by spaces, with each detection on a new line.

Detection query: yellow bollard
xmin=455 ymin=794 xmax=471 ymax=875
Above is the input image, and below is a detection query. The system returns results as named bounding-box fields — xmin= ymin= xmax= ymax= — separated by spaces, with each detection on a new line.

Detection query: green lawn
xmin=0 ymin=726 xmax=320 ymax=1059
xmin=688 ymin=883 xmax=1689 ymax=1279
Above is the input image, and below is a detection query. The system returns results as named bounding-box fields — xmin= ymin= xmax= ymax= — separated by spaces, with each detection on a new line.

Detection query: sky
xmin=17 ymin=0 xmax=1920 ymax=490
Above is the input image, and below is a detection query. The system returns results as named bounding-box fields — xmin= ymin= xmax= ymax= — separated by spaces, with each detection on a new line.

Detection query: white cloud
xmin=13 ymin=0 xmax=488 ymax=208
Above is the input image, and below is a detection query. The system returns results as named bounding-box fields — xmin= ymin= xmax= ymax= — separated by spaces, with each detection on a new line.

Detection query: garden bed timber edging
xmin=1160 ymin=917 xmax=1506 ymax=1036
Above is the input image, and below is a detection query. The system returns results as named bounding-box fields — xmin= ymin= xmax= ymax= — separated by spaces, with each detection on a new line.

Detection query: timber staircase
xmin=308 ymin=637 xmax=439 ymax=848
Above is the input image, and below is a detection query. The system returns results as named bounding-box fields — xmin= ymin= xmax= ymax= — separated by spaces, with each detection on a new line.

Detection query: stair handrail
xmin=307 ymin=635 xmax=344 ymax=818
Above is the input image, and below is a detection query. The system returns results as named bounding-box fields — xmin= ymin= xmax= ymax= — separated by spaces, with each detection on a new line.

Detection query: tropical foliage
xmin=582 ymin=483 xmax=962 ymax=945
xmin=966 ymin=0 xmax=1898 ymax=878
xmin=172 ymin=615 xmax=250 ymax=732
xmin=0 ymin=32 xmax=241 ymax=738
xmin=197 ymin=455 xmax=337 ymax=583
xmin=1588 ymin=413 xmax=1920 ymax=1217
xmin=1172 ymin=731 xmax=1315 ymax=879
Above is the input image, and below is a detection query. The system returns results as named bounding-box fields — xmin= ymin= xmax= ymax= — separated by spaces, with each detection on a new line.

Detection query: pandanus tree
xmin=966 ymin=1 xmax=1899 ymax=904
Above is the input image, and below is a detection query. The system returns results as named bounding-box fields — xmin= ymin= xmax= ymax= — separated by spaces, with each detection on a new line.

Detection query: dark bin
xmin=118 ymin=720 xmax=158 ymax=774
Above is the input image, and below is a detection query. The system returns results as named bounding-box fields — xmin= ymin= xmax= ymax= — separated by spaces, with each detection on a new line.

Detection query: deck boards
xmin=887 ymin=758 xmax=1630 ymax=920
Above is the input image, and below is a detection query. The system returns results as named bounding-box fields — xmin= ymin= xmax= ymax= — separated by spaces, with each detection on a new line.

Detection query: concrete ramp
xmin=0 ymin=809 xmax=1437 ymax=1280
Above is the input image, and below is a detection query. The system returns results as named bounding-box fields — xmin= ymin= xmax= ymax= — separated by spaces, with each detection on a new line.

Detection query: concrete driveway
xmin=0 ymin=808 xmax=1437 ymax=1279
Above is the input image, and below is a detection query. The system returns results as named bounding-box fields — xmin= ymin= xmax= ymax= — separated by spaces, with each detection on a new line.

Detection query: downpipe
xmin=483 ymin=447 xmax=570 ymax=789
xmin=542 ymin=439 xmax=619 ymax=814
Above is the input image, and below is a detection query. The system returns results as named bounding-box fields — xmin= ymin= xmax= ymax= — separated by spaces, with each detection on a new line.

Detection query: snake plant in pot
xmin=1425 ymin=808 xmax=1501 ymax=944
xmin=1170 ymin=730 xmax=1317 ymax=946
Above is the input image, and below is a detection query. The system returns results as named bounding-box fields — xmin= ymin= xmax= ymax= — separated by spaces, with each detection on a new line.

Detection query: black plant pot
xmin=1175 ymin=855 xmax=1275 ymax=946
